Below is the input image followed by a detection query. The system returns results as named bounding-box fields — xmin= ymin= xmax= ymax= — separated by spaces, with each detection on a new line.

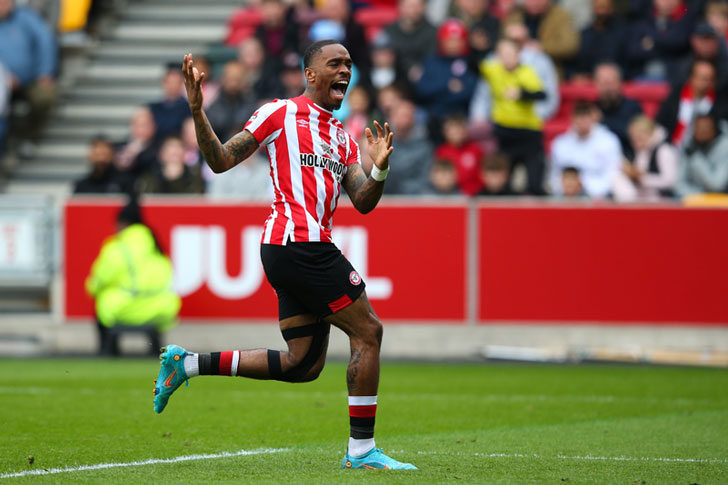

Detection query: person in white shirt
xmin=550 ymin=101 xmax=622 ymax=198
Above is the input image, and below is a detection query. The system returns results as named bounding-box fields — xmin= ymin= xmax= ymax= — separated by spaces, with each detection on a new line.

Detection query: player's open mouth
xmin=330 ymin=80 xmax=349 ymax=101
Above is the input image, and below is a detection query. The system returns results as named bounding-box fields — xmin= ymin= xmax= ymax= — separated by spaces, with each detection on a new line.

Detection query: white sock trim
xmin=231 ymin=350 xmax=240 ymax=376
xmin=183 ymin=353 xmax=199 ymax=378
xmin=348 ymin=437 xmax=375 ymax=457
xmin=348 ymin=395 xmax=377 ymax=406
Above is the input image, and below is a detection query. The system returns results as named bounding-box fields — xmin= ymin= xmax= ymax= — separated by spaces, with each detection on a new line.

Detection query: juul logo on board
xmin=171 ymin=226 xmax=393 ymax=300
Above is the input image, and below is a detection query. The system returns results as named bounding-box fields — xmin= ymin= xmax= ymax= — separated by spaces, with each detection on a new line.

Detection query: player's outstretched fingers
xmin=373 ymin=120 xmax=384 ymax=139
xmin=365 ymin=127 xmax=374 ymax=145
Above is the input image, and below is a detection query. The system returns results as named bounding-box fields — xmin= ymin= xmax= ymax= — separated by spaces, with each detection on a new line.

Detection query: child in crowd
xmin=434 ymin=114 xmax=485 ymax=195
xmin=425 ymin=159 xmax=460 ymax=195
xmin=478 ymin=152 xmax=514 ymax=196
xmin=561 ymin=167 xmax=585 ymax=198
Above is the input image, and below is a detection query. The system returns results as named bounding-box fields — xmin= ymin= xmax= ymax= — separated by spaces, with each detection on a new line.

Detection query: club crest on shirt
xmin=337 ymin=129 xmax=347 ymax=145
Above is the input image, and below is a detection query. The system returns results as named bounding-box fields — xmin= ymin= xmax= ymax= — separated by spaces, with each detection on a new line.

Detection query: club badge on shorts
xmin=349 ymin=271 xmax=362 ymax=286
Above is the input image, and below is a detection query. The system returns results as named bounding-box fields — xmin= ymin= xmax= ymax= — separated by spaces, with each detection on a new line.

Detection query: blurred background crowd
xmin=2 ymin=0 xmax=728 ymax=201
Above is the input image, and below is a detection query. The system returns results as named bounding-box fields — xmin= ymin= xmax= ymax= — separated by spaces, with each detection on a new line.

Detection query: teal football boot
xmin=342 ymin=448 xmax=418 ymax=470
xmin=153 ymin=345 xmax=189 ymax=414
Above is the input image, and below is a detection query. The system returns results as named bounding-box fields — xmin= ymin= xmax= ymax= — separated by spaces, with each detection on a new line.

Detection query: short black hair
xmin=562 ymin=166 xmax=581 ymax=176
xmin=573 ymin=100 xmax=595 ymax=116
xmin=303 ymin=39 xmax=343 ymax=69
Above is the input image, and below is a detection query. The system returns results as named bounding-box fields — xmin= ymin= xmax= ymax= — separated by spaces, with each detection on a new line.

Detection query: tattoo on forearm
xmin=193 ymin=110 xmax=258 ymax=173
xmin=343 ymin=164 xmax=384 ymax=214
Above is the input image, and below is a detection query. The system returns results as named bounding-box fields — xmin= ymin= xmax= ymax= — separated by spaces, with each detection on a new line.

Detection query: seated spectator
xmin=73 ymin=137 xmax=132 ymax=194
xmin=206 ymin=152 xmax=274 ymax=200
xmin=561 ymin=166 xmax=586 ymax=197
xmin=115 ymin=107 xmax=159 ymax=179
xmin=86 ymin=197 xmax=180 ymax=356
xmin=613 ymin=115 xmax=679 ymax=201
xmin=206 ymin=61 xmax=256 ymax=142
xmin=318 ymin=0 xmax=370 ymax=84
xmin=451 ymin=0 xmax=500 ymax=63
xmin=0 ymin=0 xmax=57 ymax=156
xmin=594 ymin=62 xmax=643 ymax=157
xmin=181 ymin=117 xmax=208 ymax=182
xmin=237 ymin=36 xmax=282 ymax=101
xmin=384 ymin=0 xmax=438 ymax=85
xmin=414 ymin=19 xmax=478 ymax=142
xmin=478 ymin=152 xmax=515 ymax=196
xmin=369 ymin=32 xmax=397 ymax=90
xmin=677 ymin=23 xmax=728 ymax=90
xmin=373 ymin=83 xmax=405 ymax=120
xmin=481 ymin=39 xmax=547 ymax=195
xmin=344 ymin=86 xmax=372 ymax=142
xmin=657 ymin=59 xmax=728 ymax=146
xmin=504 ymin=0 xmax=579 ymax=78
xmin=424 ymin=159 xmax=460 ymax=195
xmin=706 ymin=0 xmax=728 ymax=43
xmin=383 ymin=98 xmax=433 ymax=195
xmin=625 ymin=0 xmax=693 ymax=81
xmin=675 ymin=114 xmax=728 ymax=197
xmin=193 ymin=56 xmax=220 ymax=109
xmin=148 ymin=64 xmax=190 ymax=141
xmin=550 ymin=101 xmax=622 ymax=198
xmin=571 ymin=0 xmax=628 ymax=78
xmin=255 ymin=0 xmax=299 ymax=59
xmin=434 ymin=114 xmax=485 ymax=195
xmin=137 ymin=137 xmax=204 ymax=195
xmin=278 ymin=51 xmax=305 ymax=100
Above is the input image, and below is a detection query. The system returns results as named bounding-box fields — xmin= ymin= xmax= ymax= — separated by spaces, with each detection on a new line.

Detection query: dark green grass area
xmin=1 ymin=360 xmax=727 ymax=484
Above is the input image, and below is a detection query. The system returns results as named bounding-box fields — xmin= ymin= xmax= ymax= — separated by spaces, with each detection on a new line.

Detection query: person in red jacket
xmin=434 ymin=114 xmax=485 ymax=195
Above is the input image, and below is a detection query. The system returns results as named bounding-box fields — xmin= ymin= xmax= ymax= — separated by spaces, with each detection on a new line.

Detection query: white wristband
xmin=370 ymin=164 xmax=389 ymax=181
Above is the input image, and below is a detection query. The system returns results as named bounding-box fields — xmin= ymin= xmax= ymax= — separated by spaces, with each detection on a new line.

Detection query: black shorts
xmin=260 ymin=242 xmax=366 ymax=320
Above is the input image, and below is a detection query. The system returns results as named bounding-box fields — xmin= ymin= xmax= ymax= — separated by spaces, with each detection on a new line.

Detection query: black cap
xmin=117 ymin=196 xmax=143 ymax=225
xmin=694 ymin=22 xmax=718 ymax=38
xmin=282 ymin=52 xmax=302 ymax=71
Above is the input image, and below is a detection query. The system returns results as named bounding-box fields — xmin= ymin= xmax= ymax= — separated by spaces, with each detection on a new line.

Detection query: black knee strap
xmin=269 ymin=323 xmax=330 ymax=382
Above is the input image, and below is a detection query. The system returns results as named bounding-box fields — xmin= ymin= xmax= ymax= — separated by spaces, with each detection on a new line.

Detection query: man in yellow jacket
xmin=86 ymin=199 xmax=180 ymax=356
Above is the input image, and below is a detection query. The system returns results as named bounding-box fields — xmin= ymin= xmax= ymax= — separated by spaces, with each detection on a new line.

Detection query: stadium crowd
xmin=2 ymin=0 xmax=728 ymax=200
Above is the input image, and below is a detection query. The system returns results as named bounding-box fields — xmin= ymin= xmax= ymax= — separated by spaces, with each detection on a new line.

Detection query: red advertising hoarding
xmin=64 ymin=199 xmax=468 ymax=322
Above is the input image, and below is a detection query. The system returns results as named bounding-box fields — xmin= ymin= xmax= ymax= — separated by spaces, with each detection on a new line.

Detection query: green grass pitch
xmin=1 ymin=359 xmax=727 ymax=483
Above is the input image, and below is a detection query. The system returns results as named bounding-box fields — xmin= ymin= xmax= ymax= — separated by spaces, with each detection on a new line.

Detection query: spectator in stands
xmin=374 ymin=83 xmax=405 ymax=120
xmin=193 ymin=56 xmax=220 ymax=109
xmin=434 ymin=114 xmax=485 ymax=195
xmin=613 ymin=115 xmax=679 ymax=200
xmin=344 ymin=86 xmax=372 ymax=142
xmin=206 ymin=61 xmax=256 ymax=142
xmin=318 ymin=0 xmax=371 ymax=85
xmin=478 ymin=152 xmax=515 ymax=196
xmin=115 ymin=107 xmax=159 ymax=179
xmin=369 ymin=32 xmax=397 ymax=90
xmin=504 ymin=0 xmax=580 ymax=78
xmin=86 ymin=196 xmax=180 ymax=356
xmin=675 ymin=114 xmax=728 ymax=196
xmin=571 ymin=0 xmax=628 ymax=79
xmin=678 ymin=23 xmax=728 ymax=90
xmin=550 ymin=101 xmax=622 ymax=198
xmin=383 ymin=98 xmax=433 ymax=195
xmin=423 ymin=159 xmax=460 ymax=195
xmin=414 ymin=19 xmax=478 ymax=143
xmin=0 ymin=0 xmax=57 ymax=157
xmin=594 ymin=62 xmax=643 ymax=156
xmin=560 ymin=167 xmax=586 ymax=197
xmin=656 ymin=59 xmax=727 ymax=146
xmin=0 ymin=62 xmax=8 ymax=161
xmin=181 ymin=116 xmax=209 ymax=183
xmin=451 ymin=0 xmax=500 ymax=63
xmin=384 ymin=0 xmax=438 ymax=85
xmin=481 ymin=39 xmax=547 ymax=195
xmin=237 ymin=36 xmax=282 ymax=101
xmin=277 ymin=51 xmax=305 ymax=100
xmin=148 ymin=64 xmax=190 ymax=141
xmin=255 ymin=0 xmax=299 ymax=59
xmin=137 ymin=137 xmax=203 ymax=195
xmin=625 ymin=0 xmax=693 ymax=81
xmin=706 ymin=0 xmax=728 ymax=42
xmin=74 ymin=137 xmax=132 ymax=194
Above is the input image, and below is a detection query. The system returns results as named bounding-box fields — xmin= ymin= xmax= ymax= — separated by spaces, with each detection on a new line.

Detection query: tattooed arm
xmin=182 ymin=54 xmax=259 ymax=173
xmin=342 ymin=121 xmax=394 ymax=214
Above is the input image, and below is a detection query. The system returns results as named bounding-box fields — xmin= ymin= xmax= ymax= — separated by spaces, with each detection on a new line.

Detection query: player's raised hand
xmin=182 ymin=53 xmax=205 ymax=113
xmin=365 ymin=121 xmax=394 ymax=170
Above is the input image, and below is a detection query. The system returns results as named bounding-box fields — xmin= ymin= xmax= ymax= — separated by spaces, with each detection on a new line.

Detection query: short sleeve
xmin=243 ymin=99 xmax=287 ymax=145
xmin=346 ymin=136 xmax=362 ymax=167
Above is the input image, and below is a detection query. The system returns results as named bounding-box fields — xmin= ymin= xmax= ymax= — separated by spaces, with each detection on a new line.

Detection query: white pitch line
xmin=0 ymin=447 xmax=289 ymax=479
xmin=415 ymin=451 xmax=728 ymax=464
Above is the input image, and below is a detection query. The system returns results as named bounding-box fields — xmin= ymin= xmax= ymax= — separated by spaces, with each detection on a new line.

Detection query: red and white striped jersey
xmin=244 ymin=95 xmax=361 ymax=245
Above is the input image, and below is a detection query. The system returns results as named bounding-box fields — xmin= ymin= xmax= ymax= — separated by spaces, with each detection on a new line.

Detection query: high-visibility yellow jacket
xmin=86 ymin=224 xmax=180 ymax=330
xmin=480 ymin=59 xmax=544 ymax=131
